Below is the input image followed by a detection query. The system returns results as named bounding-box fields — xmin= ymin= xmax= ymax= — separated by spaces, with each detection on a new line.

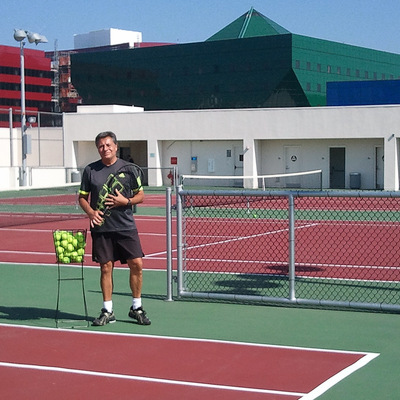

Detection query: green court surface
xmin=1 ymin=262 xmax=399 ymax=399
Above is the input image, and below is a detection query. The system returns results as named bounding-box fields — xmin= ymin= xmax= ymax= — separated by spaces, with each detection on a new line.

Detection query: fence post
xmin=165 ymin=187 xmax=173 ymax=301
xmin=176 ymin=185 xmax=184 ymax=297
xmin=288 ymin=193 xmax=296 ymax=301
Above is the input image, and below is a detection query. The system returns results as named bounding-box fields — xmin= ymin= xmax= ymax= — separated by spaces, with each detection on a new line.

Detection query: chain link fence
xmin=168 ymin=189 xmax=400 ymax=312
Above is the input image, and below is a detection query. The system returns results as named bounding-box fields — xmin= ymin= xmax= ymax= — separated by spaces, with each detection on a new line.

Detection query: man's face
xmin=97 ymin=136 xmax=118 ymax=165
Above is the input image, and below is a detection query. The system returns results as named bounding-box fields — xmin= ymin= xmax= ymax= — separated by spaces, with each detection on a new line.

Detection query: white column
xmin=384 ymin=135 xmax=398 ymax=191
xmin=243 ymin=139 xmax=258 ymax=189
xmin=147 ymin=139 xmax=163 ymax=186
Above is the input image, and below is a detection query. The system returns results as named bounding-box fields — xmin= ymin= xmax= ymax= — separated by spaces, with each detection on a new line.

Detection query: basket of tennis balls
xmin=53 ymin=229 xmax=87 ymax=264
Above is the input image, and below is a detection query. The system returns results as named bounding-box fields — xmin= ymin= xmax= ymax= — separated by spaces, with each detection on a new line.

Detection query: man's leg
xmin=127 ymin=257 xmax=151 ymax=325
xmin=100 ymin=260 xmax=114 ymax=301
xmin=92 ymin=260 xmax=116 ymax=326
xmin=127 ymin=257 xmax=143 ymax=298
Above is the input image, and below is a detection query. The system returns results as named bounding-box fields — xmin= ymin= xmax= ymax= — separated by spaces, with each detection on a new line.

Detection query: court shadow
xmin=269 ymin=264 xmax=324 ymax=273
xmin=212 ymin=274 xmax=284 ymax=296
xmin=0 ymin=305 xmax=88 ymax=323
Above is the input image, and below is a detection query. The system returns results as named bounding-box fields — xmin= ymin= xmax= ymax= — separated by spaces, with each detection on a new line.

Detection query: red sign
xmin=171 ymin=157 xmax=178 ymax=165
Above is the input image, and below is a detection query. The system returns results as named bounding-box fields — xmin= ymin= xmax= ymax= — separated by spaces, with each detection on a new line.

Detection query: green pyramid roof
xmin=206 ymin=7 xmax=290 ymax=41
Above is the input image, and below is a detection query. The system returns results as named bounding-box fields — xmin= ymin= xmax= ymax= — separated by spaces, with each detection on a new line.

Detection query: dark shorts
xmin=91 ymin=230 xmax=144 ymax=264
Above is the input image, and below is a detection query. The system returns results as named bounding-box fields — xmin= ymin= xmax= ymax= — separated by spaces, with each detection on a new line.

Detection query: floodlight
xmin=27 ymin=31 xmax=48 ymax=45
xmin=12 ymin=28 xmax=47 ymax=186
xmin=13 ymin=29 xmax=27 ymax=42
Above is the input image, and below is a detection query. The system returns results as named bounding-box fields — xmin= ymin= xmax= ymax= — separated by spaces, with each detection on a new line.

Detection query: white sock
xmin=103 ymin=300 xmax=113 ymax=313
xmin=132 ymin=298 xmax=142 ymax=310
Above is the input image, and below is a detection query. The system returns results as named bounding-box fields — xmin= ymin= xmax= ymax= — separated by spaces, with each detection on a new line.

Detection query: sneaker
xmin=128 ymin=306 xmax=151 ymax=325
xmin=92 ymin=308 xmax=116 ymax=326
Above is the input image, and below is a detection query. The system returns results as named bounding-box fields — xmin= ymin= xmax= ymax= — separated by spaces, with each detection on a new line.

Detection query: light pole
xmin=13 ymin=29 xmax=48 ymax=186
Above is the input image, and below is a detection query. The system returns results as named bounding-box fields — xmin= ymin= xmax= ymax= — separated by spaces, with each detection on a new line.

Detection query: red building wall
xmin=0 ymin=45 xmax=53 ymax=127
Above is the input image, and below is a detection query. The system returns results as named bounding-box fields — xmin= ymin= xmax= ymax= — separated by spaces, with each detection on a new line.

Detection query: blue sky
xmin=1 ymin=0 xmax=400 ymax=54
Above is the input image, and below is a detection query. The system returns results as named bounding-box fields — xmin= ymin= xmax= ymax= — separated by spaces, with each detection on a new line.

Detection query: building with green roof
xmin=71 ymin=8 xmax=400 ymax=110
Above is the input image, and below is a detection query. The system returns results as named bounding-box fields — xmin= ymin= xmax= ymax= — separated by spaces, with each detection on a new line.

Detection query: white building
xmin=1 ymin=104 xmax=399 ymax=191
xmin=73 ymin=28 xmax=142 ymax=49
xmin=62 ymin=104 xmax=399 ymax=191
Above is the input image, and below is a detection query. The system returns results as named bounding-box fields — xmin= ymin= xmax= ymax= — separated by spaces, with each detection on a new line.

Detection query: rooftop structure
xmin=70 ymin=8 xmax=400 ymax=110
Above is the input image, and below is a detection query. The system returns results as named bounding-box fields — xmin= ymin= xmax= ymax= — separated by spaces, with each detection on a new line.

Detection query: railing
xmin=167 ymin=188 xmax=400 ymax=312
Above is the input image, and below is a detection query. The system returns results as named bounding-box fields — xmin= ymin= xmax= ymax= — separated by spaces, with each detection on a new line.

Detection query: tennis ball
xmin=71 ymin=238 xmax=78 ymax=248
xmin=54 ymin=232 xmax=62 ymax=241
xmin=77 ymin=248 xmax=84 ymax=256
xmin=75 ymin=232 xmax=84 ymax=240
xmin=61 ymin=240 xmax=69 ymax=249
xmin=75 ymin=256 xmax=82 ymax=263
xmin=62 ymin=256 xmax=70 ymax=264
xmin=67 ymin=243 xmax=74 ymax=252
xmin=252 ymin=213 xmax=258 ymax=218
xmin=61 ymin=231 xmax=69 ymax=240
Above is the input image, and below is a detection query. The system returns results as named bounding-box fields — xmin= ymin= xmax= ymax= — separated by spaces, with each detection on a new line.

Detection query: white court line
xmin=0 ymin=324 xmax=379 ymax=399
xmin=185 ymin=223 xmax=318 ymax=251
xmin=300 ymin=352 xmax=379 ymax=400
xmin=0 ymin=361 xmax=304 ymax=397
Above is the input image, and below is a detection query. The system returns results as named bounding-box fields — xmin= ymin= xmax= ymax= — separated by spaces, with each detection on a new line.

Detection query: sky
xmin=1 ymin=0 xmax=400 ymax=54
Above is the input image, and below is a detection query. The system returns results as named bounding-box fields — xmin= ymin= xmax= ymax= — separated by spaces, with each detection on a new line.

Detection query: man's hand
xmin=105 ymin=189 xmax=128 ymax=209
xmin=79 ymin=194 xmax=104 ymax=227
xmin=90 ymin=209 xmax=104 ymax=227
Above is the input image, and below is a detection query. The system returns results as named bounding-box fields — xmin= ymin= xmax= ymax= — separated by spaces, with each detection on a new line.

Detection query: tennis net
xmin=0 ymin=184 xmax=86 ymax=228
xmin=180 ymin=169 xmax=322 ymax=190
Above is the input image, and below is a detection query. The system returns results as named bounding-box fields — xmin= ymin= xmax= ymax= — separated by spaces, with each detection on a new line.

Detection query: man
xmin=79 ymin=131 xmax=151 ymax=326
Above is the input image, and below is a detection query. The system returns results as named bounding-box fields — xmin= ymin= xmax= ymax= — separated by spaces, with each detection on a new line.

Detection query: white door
xmin=233 ymin=146 xmax=244 ymax=187
xmin=284 ymin=146 xmax=302 ymax=187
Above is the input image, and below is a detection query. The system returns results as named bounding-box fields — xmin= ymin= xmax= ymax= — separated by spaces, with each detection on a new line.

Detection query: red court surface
xmin=0 ymin=324 xmax=378 ymax=400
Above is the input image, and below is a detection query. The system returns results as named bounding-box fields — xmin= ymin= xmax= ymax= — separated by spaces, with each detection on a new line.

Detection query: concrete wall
xmin=63 ymin=105 xmax=400 ymax=190
xmin=2 ymin=105 xmax=400 ymax=190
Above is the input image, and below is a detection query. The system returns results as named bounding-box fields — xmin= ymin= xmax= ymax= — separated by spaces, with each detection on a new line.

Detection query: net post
xmin=174 ymin=165 xmax=179 ymax=192
xmin=165 ymin=187 xmax=173 ymax=301
xmin=288 ymin=193 xmax=296 ymax=301
xmin=319 ymin=169 xmax=323 ymax=190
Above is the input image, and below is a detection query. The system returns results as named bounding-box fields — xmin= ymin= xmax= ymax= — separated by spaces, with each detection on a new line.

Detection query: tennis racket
xmin=97 ymin=162 xmax=144 ymax=219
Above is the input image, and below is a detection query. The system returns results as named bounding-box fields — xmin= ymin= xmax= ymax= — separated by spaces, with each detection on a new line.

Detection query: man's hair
xmin=95 ymin=131 xmax=118 ymax=147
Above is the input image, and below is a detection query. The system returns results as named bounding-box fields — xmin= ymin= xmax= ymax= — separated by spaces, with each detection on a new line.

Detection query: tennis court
xmin=0 ymin=186 xmax=399 ymax=399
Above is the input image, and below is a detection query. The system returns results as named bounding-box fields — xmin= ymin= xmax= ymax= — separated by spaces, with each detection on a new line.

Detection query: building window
xmin=337 ymin=66 xmax=341 ymax=75
xmin=317 ymin=63 xmax=321 ymax=72
xmin=373 ymin=72 xmax=378 ymax=80
xmin=382 ymin=73 xmax=386 ymax=80
xmin=327 ymin=65 xmax=331 ymax=73
xmin=306 ymin=62 xmax=311 ymax=71
xmin=306 ymin=82 xmax=311 ymax=91
xmin=295 ymin=60 xmax=300 ymax=69
xmin=346 ymin=68 xmax=351 ymax=76
xmin=356 ymin=69 xmax=360 ymax=78
xmin=317 ymin=83 xmax=321 ymax=92
xmin=364 ymin=71 xmax=369 ymax=79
